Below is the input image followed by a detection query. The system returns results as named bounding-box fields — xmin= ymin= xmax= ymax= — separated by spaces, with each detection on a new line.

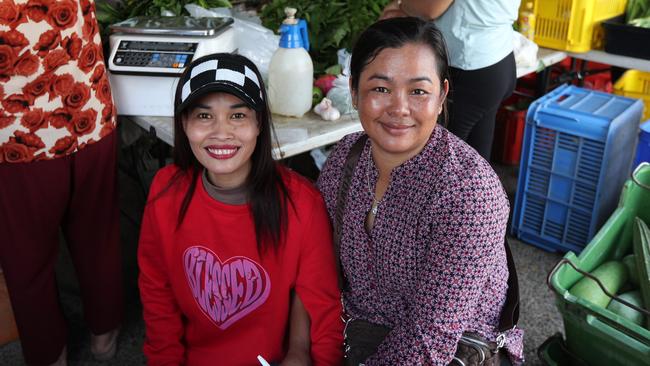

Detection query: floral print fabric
xmin=317 ymin=126 xmax=524 ymax=365
xmin=0 ymin=0 xmax=116 ymax=163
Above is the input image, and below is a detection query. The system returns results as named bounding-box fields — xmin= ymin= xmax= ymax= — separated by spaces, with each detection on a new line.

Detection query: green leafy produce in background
xmin=625 ymin=0 xmax=650 ymax=23
xmin=96 ymin=0 xmax=232 ymax=28
xmin=95 ymin=0 xmax=232 ymax=59
xmin=95 ymin=0 xmax=389 ymax=73
xmin=629 ymin=15 xmax=650 ymax=28
xmin=260 ymin=0 xmax=390 ymax=74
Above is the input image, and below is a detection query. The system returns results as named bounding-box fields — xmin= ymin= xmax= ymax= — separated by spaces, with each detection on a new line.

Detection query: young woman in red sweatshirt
xmin=137 ymin=53 xmax=343 ymax=366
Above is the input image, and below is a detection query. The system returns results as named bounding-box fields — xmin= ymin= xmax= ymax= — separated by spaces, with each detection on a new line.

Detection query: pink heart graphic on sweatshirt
xmin=183 ymin=246 xmax=271 ymax=330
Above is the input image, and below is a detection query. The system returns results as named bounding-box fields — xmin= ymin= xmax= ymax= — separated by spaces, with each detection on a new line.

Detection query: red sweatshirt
xmin=138 ymin=165 xmax=343 ymax=366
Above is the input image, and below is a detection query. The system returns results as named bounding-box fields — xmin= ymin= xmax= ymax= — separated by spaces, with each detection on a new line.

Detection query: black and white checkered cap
xmin=178 ymin=53 xmax=264 ymax=113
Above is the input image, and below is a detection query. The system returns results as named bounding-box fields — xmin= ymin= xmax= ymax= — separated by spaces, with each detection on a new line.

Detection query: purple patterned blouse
xmin=317 ymin=125 xmax=524 ymax=365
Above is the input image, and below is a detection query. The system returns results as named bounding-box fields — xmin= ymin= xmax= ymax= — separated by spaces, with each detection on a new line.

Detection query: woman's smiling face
xmin=352 ymin=42 xmax=448 ymax=163
xmin=183 ymin=92 xmax=259 ymax=189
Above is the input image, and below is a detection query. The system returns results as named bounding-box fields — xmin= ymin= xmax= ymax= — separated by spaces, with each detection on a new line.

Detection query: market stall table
xmin=517 ymin=47 xmax=568 ymax=77
xmin=127 ymin=112 xmax=364 ymax=159
xmin=567 ymin=50 xmax=650 ymax=73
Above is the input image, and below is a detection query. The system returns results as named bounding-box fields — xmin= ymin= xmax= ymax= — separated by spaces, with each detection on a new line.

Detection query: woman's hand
xmin=380 ymin=0 xmax=408 ymax=19
xmin=279 ymin=349 xmax=312 ymax=366
xmin=281 ymin=291 xmax=312 ymax=366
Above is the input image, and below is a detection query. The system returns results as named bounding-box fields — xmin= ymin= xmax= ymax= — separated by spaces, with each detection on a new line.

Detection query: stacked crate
xmin=512 ymin=85 xmax=644 ymax=253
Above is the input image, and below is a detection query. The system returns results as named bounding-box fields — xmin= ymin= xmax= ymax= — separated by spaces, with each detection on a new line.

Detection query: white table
xmin=517 ymin=47 xmax=568 ymax=78
xmin=567 ymin=50 xmax=650 ymax=73
xmin=128 ymin=111 xmax=364 ymax=160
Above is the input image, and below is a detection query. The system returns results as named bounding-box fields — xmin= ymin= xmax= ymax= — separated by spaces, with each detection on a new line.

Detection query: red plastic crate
xmin=492 ymin=104 xmax=528 ymax=165
xmin=519 ymin=57 xmax=612 ymax=94
xmin=583 ymin=72 xmax=613 ymax=93
xmin=581 ymin=61 xmax=613 ymax=93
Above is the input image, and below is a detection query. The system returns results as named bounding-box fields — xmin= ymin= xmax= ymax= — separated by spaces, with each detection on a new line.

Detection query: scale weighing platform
xmin=108 ymin=16 xmax=236 ymax=117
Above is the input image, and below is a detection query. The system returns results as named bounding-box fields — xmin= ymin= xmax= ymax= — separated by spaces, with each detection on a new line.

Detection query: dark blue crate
xmin=511 ymin=85 xmax=644 ymax=253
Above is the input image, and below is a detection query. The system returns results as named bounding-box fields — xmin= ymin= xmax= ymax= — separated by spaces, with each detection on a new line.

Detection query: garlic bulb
xmin=313 ymin=98 xmax=341 ymax=121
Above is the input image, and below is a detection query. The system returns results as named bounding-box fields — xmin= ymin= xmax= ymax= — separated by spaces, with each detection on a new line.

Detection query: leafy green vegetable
xmin=95 ymin=0 xmax=232 ymax=54
xmin=96 ymin=0 xmax=232 ymax=28
xmin=96 ymin=0 xmax=388 ymax=73
xmin=260 ymin=0 xmax=390 ymax=74
xmin=626 ymin=0 xmax=650 ymax=23
xmin=324 ymin=64 xmax=342 ymax=76
xmin=629 ymin=15 xmax=650 ymax=28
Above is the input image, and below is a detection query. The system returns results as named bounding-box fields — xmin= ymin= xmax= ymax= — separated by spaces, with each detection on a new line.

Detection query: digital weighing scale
xmin=108 ymin=16 xmax=236 ymax=117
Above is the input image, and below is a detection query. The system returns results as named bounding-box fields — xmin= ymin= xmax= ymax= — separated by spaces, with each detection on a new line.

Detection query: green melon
xmin=570 ymin=260 xmax=628 ymax=309
xmin=607 ymin=290 xmax=646 ymax=326
xmin=623 ymin=254 xmax=639 ymax=286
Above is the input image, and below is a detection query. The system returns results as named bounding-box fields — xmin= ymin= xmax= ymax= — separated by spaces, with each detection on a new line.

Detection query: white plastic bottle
xmin=268 ymin=7 xmax=314 ymax=118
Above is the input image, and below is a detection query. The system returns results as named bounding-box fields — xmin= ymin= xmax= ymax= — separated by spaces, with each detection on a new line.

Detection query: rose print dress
xmin=0 ymin=2 xmax=123 ymax=365
xmin=0 ymin=0 xmax=116 ymax=163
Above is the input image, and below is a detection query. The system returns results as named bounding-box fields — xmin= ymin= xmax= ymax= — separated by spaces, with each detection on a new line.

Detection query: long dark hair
xmin=350 ymin=17 xmax=451 ymax=126
xmin=160 ymin=53 xmax=290 ymax=254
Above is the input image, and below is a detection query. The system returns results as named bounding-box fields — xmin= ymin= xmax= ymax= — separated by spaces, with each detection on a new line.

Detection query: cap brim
xmin=177 ymin=81 xmax=261 ymax=114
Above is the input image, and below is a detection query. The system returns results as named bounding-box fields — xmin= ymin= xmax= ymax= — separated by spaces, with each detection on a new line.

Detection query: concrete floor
xmin=0 ymin=130 xmax=566 ymax=365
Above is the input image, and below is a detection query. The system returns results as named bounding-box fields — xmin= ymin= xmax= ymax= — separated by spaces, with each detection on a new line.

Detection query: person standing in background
xmin=0 ymin=0 xmax=122 ymax=365
xmin=382 ymin=0 xmax=520 ymax=160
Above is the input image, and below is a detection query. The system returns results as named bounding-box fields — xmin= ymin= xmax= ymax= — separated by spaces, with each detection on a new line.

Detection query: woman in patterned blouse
xmin=317 ymin=17 xmax=524 ymax=365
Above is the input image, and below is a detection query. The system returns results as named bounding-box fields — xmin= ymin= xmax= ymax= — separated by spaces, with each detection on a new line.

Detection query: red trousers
xmin=0 ymin=131 xmax=123 ymax=365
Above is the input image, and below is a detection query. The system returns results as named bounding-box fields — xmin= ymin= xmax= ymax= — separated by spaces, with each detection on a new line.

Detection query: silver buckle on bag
xmin=496 ymin=333 xmax=506 ymax=350
xmin=458 ymin=335 xmax=487 ymax=364
xmin=496 ymin=325 xmax=515 ymax=351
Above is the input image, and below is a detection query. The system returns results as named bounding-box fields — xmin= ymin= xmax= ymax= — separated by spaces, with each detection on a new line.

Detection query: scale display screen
xmin=112 ymin=40 xmax=197 ymax=69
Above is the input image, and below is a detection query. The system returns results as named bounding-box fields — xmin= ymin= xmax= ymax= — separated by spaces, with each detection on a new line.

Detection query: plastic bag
xmin=326 ymin=76 xmax=355 ymax=115
xmin=513 ymin=30 xmax=538 ymax=69
xmin=325 ymin=49 xmax=355 ymax=115
xmin=310 ymin=146 xmax=330 ymax=171
xmin=185 ymin=4 xmax=279 ymax=80
xmin=337 ymin=48 xmax=351 ymax=77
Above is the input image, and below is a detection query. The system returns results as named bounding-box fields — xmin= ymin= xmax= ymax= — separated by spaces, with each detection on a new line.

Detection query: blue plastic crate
xmin=633 ymin=120 xmax=650 ymax=168
xmin=511 ymin=85 xmax=644 ymax=253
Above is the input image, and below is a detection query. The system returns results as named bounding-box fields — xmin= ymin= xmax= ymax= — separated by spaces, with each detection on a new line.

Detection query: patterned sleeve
xmin=366 ymin=166 xmax=510 ymax=365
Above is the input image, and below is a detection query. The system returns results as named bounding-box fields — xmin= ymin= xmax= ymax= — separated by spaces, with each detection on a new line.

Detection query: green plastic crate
xmin=548 ymin=163 xmax=650 ymax=366
xmin=537 ymin=333 xmax=588 ymax=366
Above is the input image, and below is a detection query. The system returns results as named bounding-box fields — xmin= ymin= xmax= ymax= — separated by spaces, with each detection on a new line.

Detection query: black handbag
xmin=334 ymin=135 xmax=520 ymax=366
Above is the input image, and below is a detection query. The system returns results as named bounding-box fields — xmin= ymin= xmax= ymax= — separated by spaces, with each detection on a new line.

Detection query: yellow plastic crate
xmin=614 ymin=70 xmax=650 ymax=121
xmin=534 ymin=0 xmax=627 ymax=52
